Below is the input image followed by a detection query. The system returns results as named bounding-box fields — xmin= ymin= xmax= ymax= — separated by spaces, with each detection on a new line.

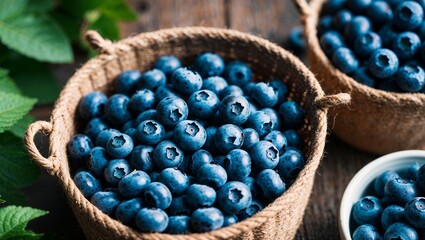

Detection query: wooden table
xmin=28 ymin=1 xmax=379 ymax=239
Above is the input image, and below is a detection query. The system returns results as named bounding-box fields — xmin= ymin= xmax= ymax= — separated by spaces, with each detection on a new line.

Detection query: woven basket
xmin=24 ymin=27 xmax=349 ymax=240
xmin=293 ymin=0 xmax=425 ymax=155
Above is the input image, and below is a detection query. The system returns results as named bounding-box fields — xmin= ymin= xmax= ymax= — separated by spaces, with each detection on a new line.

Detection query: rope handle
xmin=315 ymin=93 xmax=351 ymax=109
xmin=24 ymin=121 xmax=60 ymax=176
xmin=85 ymin=30 xmax=130 ymax=55
xmin=292 ymin=0 xmax=312 ymax=17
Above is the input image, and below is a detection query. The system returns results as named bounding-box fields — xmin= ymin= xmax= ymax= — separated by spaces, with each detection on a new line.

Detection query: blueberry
xmin=124 ymin=128 xmax=138 ymax=145
xmin=202 ymin=76 xmax=229 ymax=96
xmin=408 ymin=162 xmax=421 ymax=181
xmin=246 ymin=111 xmax=274 ymax=137
xmin=243 ymin=82 xmax=256 ymax=96
xmin=129 ymin=145 xmax=154 ymax=173
xmin=374 ymin=170 xmax=400 ymax=196
xmin=222 ymin=214 xmax=239 ymax=227
xmin=166 ymin=215 xmax=191 ymax=234
xmin=154 ymin=55 xmax=182 ymax=78
xmin=191 ymin=207 xmax=224 ymax=233
xmin=78 ymin=91 xmax=107 ymax=120
xmin=287 ymin=26 xmax=306 ymax=53
xmin=171 ymin=68 xmax=202 ymax=95
xmin=136 ymin=120 xmax=165 ymax=146
xmin=173 ymin=120 xmax=207 ymax=151
xmin=106 ymin=134 xmax=134 ymax=159
xmin=214 ymin=124 xmax=244 ymax=153
xmin=167 ymin=195 xmax=193 ymax=216
xmin=222 ymin=149 xmax=251 ymax=181
xmin=217 ymin=181 xmax=252 ymax=214
xmin=352 ymin=224 xmax=382 ymax=240
xmin=219 ymin=85 xmax=244 ymax=99
xmin=190 ymin=149 xmax=214 ymax=173
xmin=152 ymin=140 xmax=184 ymax=169
xmin=368 ymin=49 xmax=399 ymax=79
xmin=158 ymin=168 xmax=189 ymax=195
xmin=395 ymin=64 xmax=425 ymax=92
xmin=279 ymin=101 xmax=305 ymax=130
xmin=331 ymin=10 xmax=353 ymax=32
xmin=251 ymin=82 xmax=278 ymax=108
xmin=143 ymin=182 xmax=172 ymax=209
xmin=95 ymin=128 xmax=120 ymax=148
xmin=379 ymin=24 xmax=400 ymax=47
xmin=277 ymin=148 xmax=305 ymax=181
xmin=318 ymin=15 xmax=333 ymax=36
xmin=115 ymin=70 xmax=141 ymax=95
xmin=269 ymin=80 xmax=288 ymax=105
xmin=138 ymin=69 xmax=166 ymax=91
xmin=86 ymin=147 xmax=109 ymax=176
xmin=250 ymin=141 xmax=279 ymax=170
xmin=346 ymin=0 xmax=371 ymax=14
xmin=283 ymin=130 xmax=302 ymax=148
xmin=219 ymin=95 xmax=251 ymax=125
xmin=418 ymin=22 xmax=425 ymax=40
xmin=393 ymin=1 xmax=424 ymax=31
xmin=149 ymin=171 xmax=160 ymax=182
xmin=155 ymin=85 xmax=179 ymax=103
xmin=384 ymin=222 xmax=418 ymax=240
xmin=332 ymin=47 xmax=359 ymax=74
xmin=197 ymin=164 xmax=228 ymax=189
xmin=320 ymin=31 xmax=345 ymax=56
xmin=242 ymin=176 xmax=259 ymax=198
xmin=185 ymin=184 xmax=216 ymax=208
xmin=354 ymin=32 xmax=382 ymax=59
xmin=353 ymin=67 xmax=376 ymax=87
xmin=353 ymin=196 xmax=383 ymax=225
xmin=105 ymin=94 xmax=132 ymax=126
xmin=134 ymin=109 xmax=157 ymax=126
xmin=384 ymin=178 xmax=419 ymax=205
xmin=118 ymin=170 xmax=151 ymax=198
xmin=194 ymin=52 xmax=225 ymax=77
xmin=381 ymin=205 xmax=405 ymax=229
xmin=122 ymin=120 xmax=135 ymax=132
xmin=344 ymin=16 xmax=372 ymax=44
xmin=415 ymin=0 xmax=425 ymax=9
xmin=73 ymin=171 xmax=102 ymax=199
xmin=156 ymin=97 xmax=188 ymax=128
xmin=237 ymin=199 xmax=264 ymax=221
xmin=67 ymin=134 xmax=93 ymax=165
xmin=135 ymin=208 xmax=169 ymax=233
xmin=224 ymin=61 xmax=252 ymax=87
xmin=129 ymin=89 xmax=156 ymax=115
xmin=322 ymin=0 xmax=346 ymax=15
xmin=203 ymin=126 xmax=218 ymax=152
xmin=405 ymin=197 xmax=425 ymax=228
xmin=261 ymin=108 xmax=281 ymax=131
xmin=188 ymin=90 xmax=220 ymax=119
xmin=116 ymin=198 xmax=144 ymax=225
xmin=90 ymin=191 xmax=121 ymax=216
xmin=84 ymin=118 xmax=110 ymax=140
xmin=393 ymin=32 xmax=421 ymax=60
xmin=256 ymin=169 xmax=286 ymax=202
xmin=104 ymin=159 xmax=131 ymax=185
xmin=367 ymin=1 xmax=394 ymax=26
xmin=241 ymin=128 xmax=260 ymax=151
xmin=264 ymin=130 xmax=287 ymax=152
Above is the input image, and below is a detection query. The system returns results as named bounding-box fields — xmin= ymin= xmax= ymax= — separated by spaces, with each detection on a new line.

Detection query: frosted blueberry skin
xmin=104 ymin=159 xmax=131 ymax=186
xmin=256 ymin=169 xmax=286 ymax=202
xmin=204 ymin=126 xmax=218 ymax=153
xmin=384 ymin=178 xmax=419 ymax=205
xmin=153 ymin=55 xmax=182 ymax=78
xmin=251 ymin=82 xmax=278 ymax=108
xmin=332 ymin=10 xmax=353 ymax=32
xmin=393 ymin=1 xmax=424 ymax=31
xmin=135 ymin=208 xmax=169 ymax=233
xmin=283 ymin=130 xmax=302 ymax=149
xmin=237 ymin=199 xmax=264 ymax=221
xmin=392 ymin=32 xmax=421 ymax=60
xmin=250 ymin=141 xmax=279 ymax=171
xmin=241 ymin=128 xmax=260 ymax=151
xmin=78 ymin=91 xmax=108 ymax=120
xmin=190 ymin=149 xmax=214 ymax=174
xmin=106 ymin=134 xmax=134 ymax=159
xmin=408 ymin=162 xmax=421 ymax=181
xmin=202 ymin=76 xmax=229 ymax=96
xmin=354 ymin=32 xmax=382 ymax=59
xmin=166 ymin=215 xmax=191 ymax=234
xmin=84 ymin=117 xmax=110 ymax=141
xmin=367 ymin=1 xmax=393 ymax=26
xmin=155 ymin=85 xmax=180 ymax=103
xmin=345 ymin=16 xmax=373 ymax=47
xmin=261 ymin=108 xmax=281 ymax=131
xmin=384 ymin=222 xmax=418 ymax=240
xmin=352 ymin=224 xmax=382 ymax=240
xmin=115 ymin=70 xmax=142 ymax=96
xmin=188 ymin=90 xmax=220 ymax=119
xmin=73 ymin=171 xmax=102 ymax=199
xmin=136 ymin=120 xmax=165 ymax=146
xmin=219 ymin=85 xmax=244 ymax=99
xmin=368 ymin=49 xmax=399 ymax=79
xmin=353 ymin=67 xmax=376 ymax=88
xmin=152 ymin=140 xmax=184 ymax=169
xmin=134 ymin=109 xmax=157 ymax=126
xmin=170 ymin=68 xmax=203 ymax=95
xmin=105 ymin=94 xmax=132 ymax=126
xmin=158 ymin=168 xmax=189 ymax=195
xmin=395 ymin=64 xmax=425 ymax=92
xmin=223 ymin=149 xmax=251 ymax=181
xmin=320 ymin=31 xmax=345 ymax=56
xmin=264 ymin=130 xmax=287 ymax=153
xmin=129 ymin=145 xmax=154 ymax=173
xmin=374 ymin=170 xmax=400 ymax=196
xmin=118 ymin=170 xmax=151 ymax=198
xmin=129 ymin=89 xmax=156 ymax=115
xmin=194 ymin=52 xmax=225 ymax=77
xmin=219 ymin=95 xmax=251 ymax=125
xmin=86 ymin=147 xmax=109 ymax=177
xmin=332 ymin=47 xmax=359 ymax=75
xmin=379 ymin=24 xmax=400 ymax=47
xmin=197 ymin=164 xmax=228 ymax=189
xmin=417 ymin=164 xmax=425 ymax=190
xmin=223 ymin=61 xmax=252 ymax=87
xmin=242 ymin=176 xmax=259 ymax=198
xmin=185 ymin=184 xmax=217 ymax=208
xmin=115 ymin=198 xmax=144 ymax=225
xmin=67 ymin=134 xmax=94 ymax=166
xmin=95 ymin=128 xmax=120 ymax=148
xmin=405 ymin=197 xmax=425 ymax=229
xmin=352 ymin=196 xmax=383 ymax=225
xmin=167 ymin=195 xmax=193 ymax=216
xmin=246 ymin=111 xmax=274 ymax=138
xmin=381 ymin=205 xmax=405 ymax=230
xmin=90 ymin=191 xmax=121 ymax=216
xmin=143 ymin=182 xmax=172 ymax=209
xmin=214 ymin=124 xmax=244 ymax=153
xmin=173 ymin=120 xmax=207 ymax=152
xmin=137 ymin=69 xmax=167 ymax=91
xmin=191 ymin=207 xmax=224 ymax=233
xmin=156 ymin=97 xmax=188 ymax=128
xmin=222 ymin=214 xmax=239 ymax=227
xmin=279 ymin=101 xmax=305 ymax=130
xmin=269 ymin=80 xmax=288 ymax=105
xmin=217 ymin=181 xmax=252 ymax=214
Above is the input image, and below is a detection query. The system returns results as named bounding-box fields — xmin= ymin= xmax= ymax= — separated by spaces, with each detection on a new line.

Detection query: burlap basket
xmin=293 ymin=0 xmax=425 ymax=155
xmin=24 ymin=27 xmax=349 ymax=240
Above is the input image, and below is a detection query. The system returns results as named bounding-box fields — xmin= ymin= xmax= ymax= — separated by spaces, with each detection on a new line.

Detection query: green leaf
xmin=0 ymin=133 xmax=39 ymax=204
xmin=88 ymin=14 xmax=120 ymax=41
xmin=100 ymin=0 xmax=138 ymax=21
xmin=0 ymin=69 xmax=20 ymax=94
xmin=0 ymin=0 xmax=28 ymax=20
xmin=0 ymin=196 xmax=5 ymax=204
xmin=50 ymin=12 xmax=81 ymax=42
xmin=58 ymin=0 xmax=104 ymax=18
xmin=0 ymin=14 xmax=73 ymax=63
xmin=8 ymin=115 xmax=34 ymax=138
xmin=0 ymin=91 xmax=36 ymax=133
xmin=26 ymin=0 xmax=53 ymax=13
xmin=0 ymin=205 xmax=47 ymax=239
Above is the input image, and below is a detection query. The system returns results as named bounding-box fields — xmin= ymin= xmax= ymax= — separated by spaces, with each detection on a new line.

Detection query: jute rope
xmin=293 ymin=0 xmax=425 ymax=154
xmin=25 ymin=27 xmax=349 ymax=240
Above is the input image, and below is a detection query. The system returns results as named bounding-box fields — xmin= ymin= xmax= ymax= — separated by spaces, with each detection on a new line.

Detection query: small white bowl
xmin=339 ymin=150 xmax=425 ymax=240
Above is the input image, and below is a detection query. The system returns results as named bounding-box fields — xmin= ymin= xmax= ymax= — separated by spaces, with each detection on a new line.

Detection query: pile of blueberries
xmin=351 ymin=163 xmax=425 ymax=239
xmin=318 ymin=0 xmax=425 ymax=93
xmin=67 ymin=52 xmax=306 ymax=234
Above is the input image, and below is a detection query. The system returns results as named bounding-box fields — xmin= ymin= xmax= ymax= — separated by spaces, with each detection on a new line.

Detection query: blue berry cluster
xmin=351 ymin=163 xmax=425 ymax=240
xmin=319 ymin=0 xmax=425 ymax=93
xmin=68 ymin=53 xmax=306 ymax=234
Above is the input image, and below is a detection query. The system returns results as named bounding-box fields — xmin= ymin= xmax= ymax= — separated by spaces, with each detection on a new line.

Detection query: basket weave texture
xmin=25 ymin=27 xmax=349 ymax=240
xmin=294 ymin=0 xmax=425 ymax=155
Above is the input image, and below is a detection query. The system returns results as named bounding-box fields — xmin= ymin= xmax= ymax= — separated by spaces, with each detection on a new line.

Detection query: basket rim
xmin=50 ymin=26 xmax=329 ymax=240
xmin=304 ymin=0 xmax=425 ymax=105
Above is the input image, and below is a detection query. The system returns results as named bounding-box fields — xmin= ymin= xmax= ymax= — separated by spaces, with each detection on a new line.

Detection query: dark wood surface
xmin=27 ymin=1 xmax=379 ymax=239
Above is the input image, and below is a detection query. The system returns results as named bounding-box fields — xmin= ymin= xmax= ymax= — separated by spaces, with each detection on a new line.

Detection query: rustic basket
xmin=24 ymin=27 xmax=349 ymax=240
xmin=293 ymin=0 xmax=425 ymax=155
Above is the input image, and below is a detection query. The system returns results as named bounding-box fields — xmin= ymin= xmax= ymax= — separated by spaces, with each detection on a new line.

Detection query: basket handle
xmin=315 ymin=93 xmax=351 ymax=109
xmin=24 ymin=121 xmax=60 ymax=176
xmin=292 ymin=0 xmax=313 ymax=17
xmin=85 ymin=30 xmax=117 ymax=55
